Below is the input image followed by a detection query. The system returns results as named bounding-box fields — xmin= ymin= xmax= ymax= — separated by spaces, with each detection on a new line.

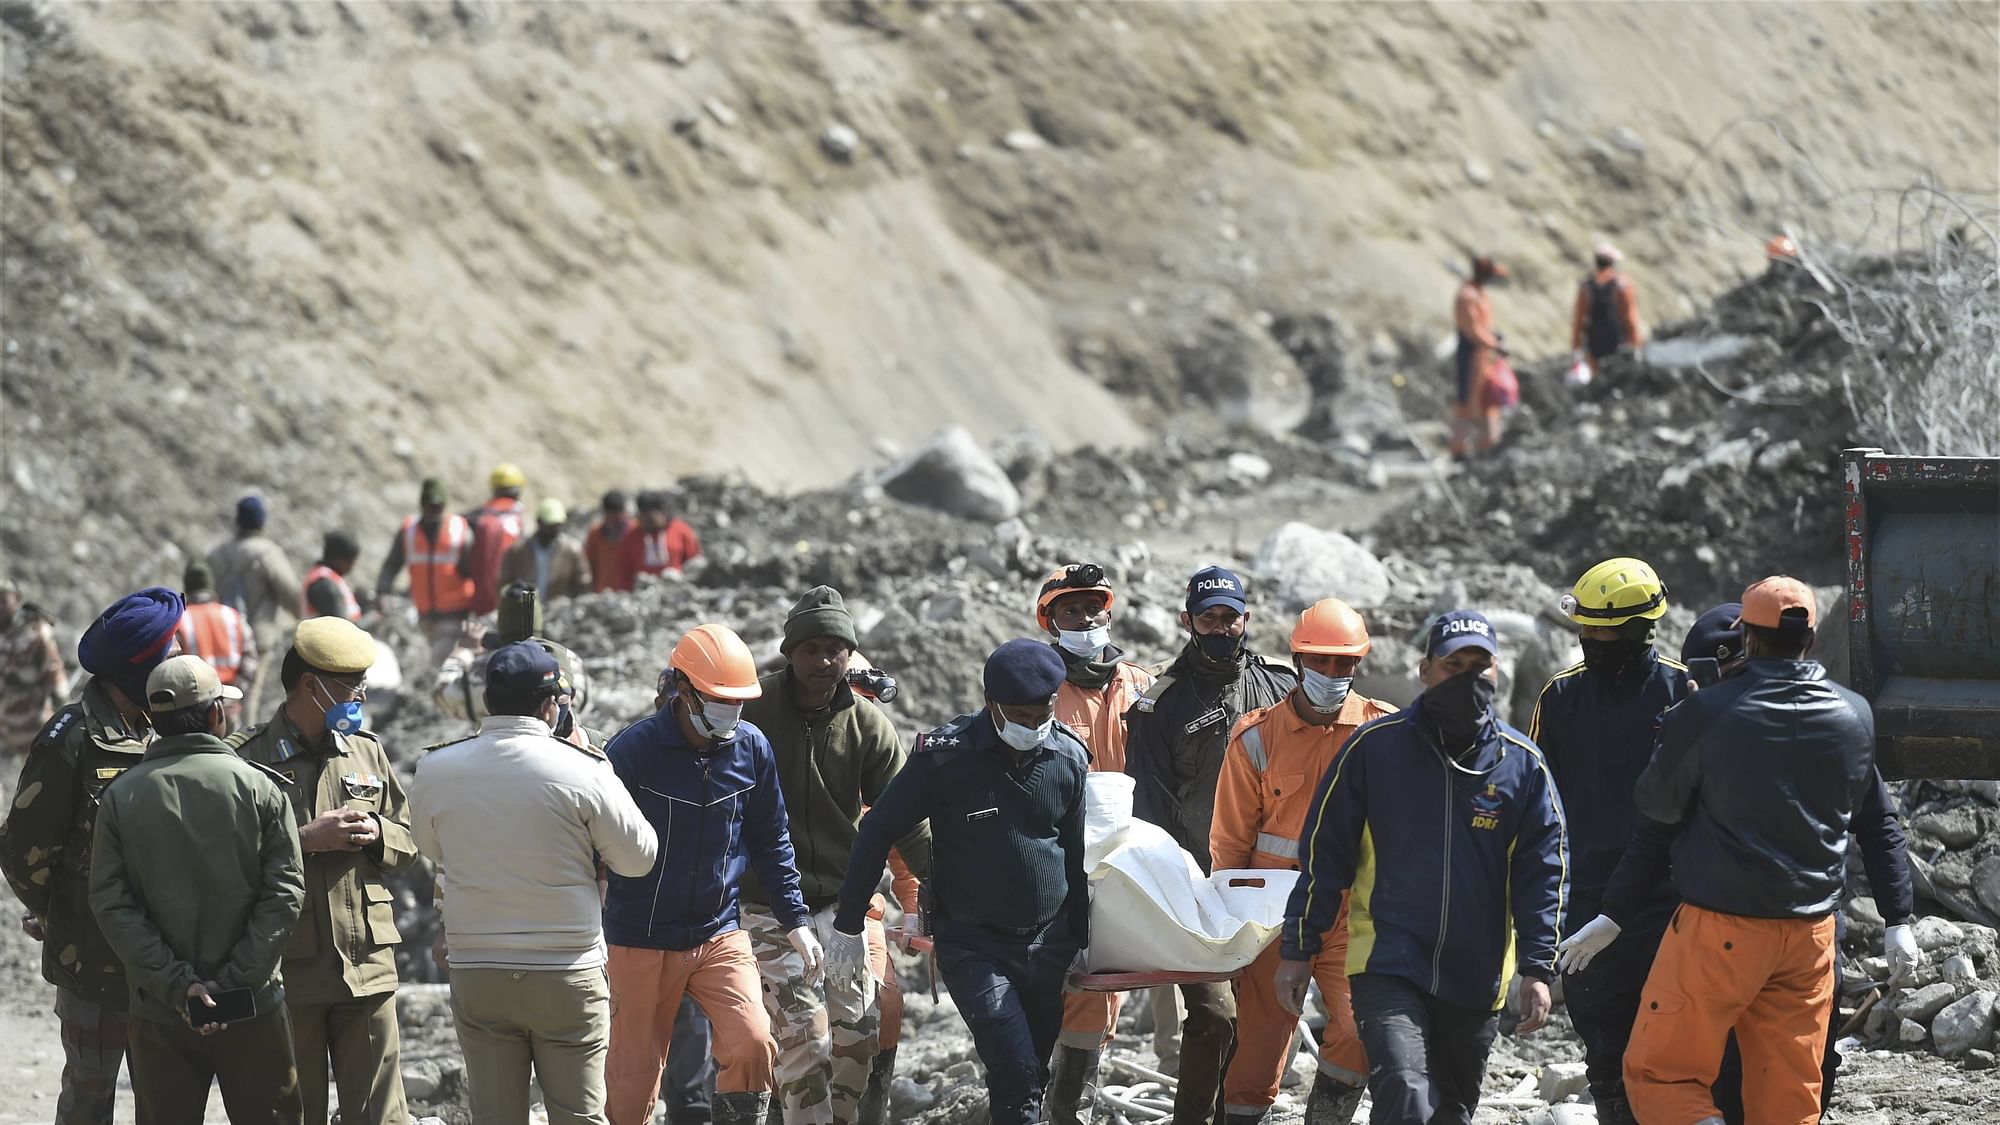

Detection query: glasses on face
xmin=317 ymin=676 xmax=367 ymax=702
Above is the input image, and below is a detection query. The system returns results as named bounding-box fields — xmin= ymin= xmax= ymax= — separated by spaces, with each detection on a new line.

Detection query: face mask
xmin=1425 ymin=668 xmax=1496 ymax=745
xmin=553 ymin=702 xmax=576 ymax=740
xmin=312 ymin=678 xmax=365 ymax=737
xmin=1194 ymin=630 xmax=1244 ymax=662
xmin=1580 ymin=637 xmax=1650 ymax=679
xmin=1300 ymin=669 xmax=1353 ymax=714
xmin=687 ymin=695 xmax=745 ymax=742
xmin=992 ymin=711 xmax=1052 ymax=752
xmin=1057 ymin=626 xmax=1111 ymax=658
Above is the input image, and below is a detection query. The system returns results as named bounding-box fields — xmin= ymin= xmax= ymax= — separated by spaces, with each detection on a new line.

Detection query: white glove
xmin=1556 ymin=914 xmax=1622 ymax=974
xmin=788 ymin=926 xmax=825 ymax=987
xmin=1885 ymin=923 xmax=1923 ymax=983
xmin=824 ymin=926 xmax=868 ymax=987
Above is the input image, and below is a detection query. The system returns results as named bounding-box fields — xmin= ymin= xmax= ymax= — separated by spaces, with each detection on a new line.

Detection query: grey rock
xmin=1893 ymin=981 xmax=1958 ymax=1022
xmin=820 ymin=123 xmax=860 ymax=161
xmin=1946 ymin=954 xmax=1980 ymax=983
xmin=1001 ymin=129 xmax=1046 ymax=152
xmin=1609 ymin=125 xmax=1646 ymax=154
xmin=1974 ymin=856 xmax=2000 ymax=918
xmin=1226 ymin=452 xmax=1273 ymax=484
xmin=1915 ymin=916 xmax=1968 ymax=951
xmin=402 ymin=1058 xmax=444 ymax=1102
xmin=1538 ymin=1059 xmax=1589 ymax=1103
xmin=1251 ymin=522 xmax=1392 ymax=613
xmin=703 ymin=98 xmax=737 ymax=128
xmin=1463 ymin=158 xmax=1493 ymax=186
xmin=1931 ymin=990 xmax=1998 ymax=1057
xmin=1912 ymin=808 xmax=1982 ymax=848
xmin=1901 ymin=1018 xmax=1930 ymax=1043
xmin=878 ymin=426 xmax=1022 ymax=522
xmin=1966 ymin=1049 xmax=1997 ymax=1071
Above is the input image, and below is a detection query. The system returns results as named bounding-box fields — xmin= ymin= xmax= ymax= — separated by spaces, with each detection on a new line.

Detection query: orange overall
xmin=1211 ymin=691 xmax=1393 ymax=1113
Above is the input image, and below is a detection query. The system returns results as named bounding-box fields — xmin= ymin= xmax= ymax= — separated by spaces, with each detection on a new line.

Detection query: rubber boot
xmin=711 ymin=1091 xmax=772 ymax=1125
xmin=856 ymin=1046 xmax=896 ymax=1125
xmin=1045 ymin=1044 xmax=1102 ymax=1125
xmin=1302 ymin=1072 xmax=1366 ymax=1125
xmin=1596 ymin=1093 xmax=1639 ymax=1125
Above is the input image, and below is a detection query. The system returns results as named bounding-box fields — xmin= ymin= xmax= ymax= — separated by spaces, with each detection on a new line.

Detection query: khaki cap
xmin=146 ymin=654 xmax=242 ymax=712
xmin=294 ymin=617 xmax=376 ymax=675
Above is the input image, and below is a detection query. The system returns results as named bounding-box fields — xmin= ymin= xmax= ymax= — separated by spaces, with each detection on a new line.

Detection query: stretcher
xmin=885 ymin=928 xmax=1242 ymax=991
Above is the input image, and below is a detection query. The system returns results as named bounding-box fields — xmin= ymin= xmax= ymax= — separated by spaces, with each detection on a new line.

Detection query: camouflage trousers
xmin=742 ymin=906 xmax=882 ymax=1125
xmin=54 ymin=989 xmax=128 ymax=1125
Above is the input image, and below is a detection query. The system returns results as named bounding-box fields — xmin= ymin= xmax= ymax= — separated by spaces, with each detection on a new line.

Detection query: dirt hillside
xmin=3 ymin=0 xmax=1996 ymax=621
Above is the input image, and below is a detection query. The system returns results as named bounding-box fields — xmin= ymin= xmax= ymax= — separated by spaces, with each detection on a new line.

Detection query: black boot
xmin=1045 ymin=1044 xmax=1102 ymax=1125
xmin=1302 ymin=1072 xmax=1366 ymax=1125
xmin=711 ymin=1090 xmax=771 ymax=1125
xmin=856 ymin=1046 xmax=896 ymax=1125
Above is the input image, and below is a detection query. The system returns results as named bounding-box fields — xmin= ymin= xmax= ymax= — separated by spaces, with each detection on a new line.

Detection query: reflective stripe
xmin=1254 ymin=832 xmax=1299 ymax=859
xmin=1242 ymin=725 xmax=1267 ymax=772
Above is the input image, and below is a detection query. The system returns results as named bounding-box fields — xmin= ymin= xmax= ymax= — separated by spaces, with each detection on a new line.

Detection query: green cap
xmin=420 ymin=477 xmax=447 ymax=507
xmin=183 ymin=559 xmax=215 ymax=594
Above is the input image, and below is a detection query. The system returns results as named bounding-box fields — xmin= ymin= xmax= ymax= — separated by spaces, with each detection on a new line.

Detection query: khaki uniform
xmin=1 ymin=604 xmax=68 ymax=762
xmin=233 ymin=714 xmax=418 ymax=1125
xmin=0 ymin=679 xmax=147 ymax=1125
xmin=208 ymin=534 xmax=301 ymax=718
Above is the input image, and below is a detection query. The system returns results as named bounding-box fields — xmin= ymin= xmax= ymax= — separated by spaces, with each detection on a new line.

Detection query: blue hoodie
xmin=603 ymin=712 xmax=809 ymax=951
xmin=1283 ymin=695 xmax=1569 ymax=1011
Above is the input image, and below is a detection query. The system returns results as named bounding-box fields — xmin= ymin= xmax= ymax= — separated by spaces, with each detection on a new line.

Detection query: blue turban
xmin=79 ymin=587 xmax=186 ymax=705
xmin=983 ymin=638 xmax=1067 ymax=705
xmin=236 ymin=495 xmax=268 ymax=530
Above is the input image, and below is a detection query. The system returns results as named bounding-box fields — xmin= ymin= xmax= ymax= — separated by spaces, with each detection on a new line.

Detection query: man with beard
xmin=1529 ymin=558 xmax=1689 ymax=1125
xmin=1279 ymin=611 xmax=1568 ymax=1125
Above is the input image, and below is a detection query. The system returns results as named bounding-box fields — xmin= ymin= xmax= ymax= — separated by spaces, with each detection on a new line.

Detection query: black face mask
xmin=1580 ymin=637 xmax=1650 ymax=680
xmin=1194 ymin=630 xmax=1245 ymax=662
xmin=1425 ymin=668 xmax=1496 ymax=747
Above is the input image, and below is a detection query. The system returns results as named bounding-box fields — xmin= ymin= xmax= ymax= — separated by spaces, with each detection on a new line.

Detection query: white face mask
xmin=1056 ymin=626 xmax=1111 ymax=658
xmin=993 ymin=711 xmax=1052 ymax=752
xmin=688 ymin=696 xmax=746 ymax=742
xmin=1300 ymin=669 xmax=1353 ymax=714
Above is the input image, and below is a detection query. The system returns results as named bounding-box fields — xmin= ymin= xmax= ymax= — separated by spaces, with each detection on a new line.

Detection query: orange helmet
xmin=1765 ymin=234 xmax=1799 ymax=262
xmin=1290 ymin=598 xmax=1371 ymax=657
xmin=669 ymin=624 xmax=762 ymax=701
xmin=1034 ymin=563 xmax=1115 ymax=632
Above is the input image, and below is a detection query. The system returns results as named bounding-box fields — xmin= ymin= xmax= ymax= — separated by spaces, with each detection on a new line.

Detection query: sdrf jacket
xmin=602 ymin=713 xmax=810 ymax=952
xmin=1284 ymin=697 xmax=1570 ymax=1011
xmin=1210 ymin=690 xmax=1395 ymax=873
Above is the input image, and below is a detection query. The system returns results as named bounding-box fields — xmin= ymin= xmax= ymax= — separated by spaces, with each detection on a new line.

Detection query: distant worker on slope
xmin=0 ymin=577 xmax=69 ymax=766
xmin=1213 ymin=598 xmax=1395 ymax=1125
xmin=301 ymin=532 xmax=363 ymax=622
xmin=625 ymin=491 xmax=702 ymax=580
xmin=466 ymin=464 xmax=529 ymax=617
xmin=499 ymin=499 xmax=588 ymax=602
xmin=1570 ymin=243 xmax=1643 ymax=380
xmin=377 ymin=478 xmax=476 ymax=669
xmin=1449 ymin=255 xmax=1509 ymax=460
xmin=585 ymin=490 xmax=638 ymax=593
xmin=177 ymin=560 xmax=257 ymax=729
xmin=208 ymin=494 xmax=300 ymax=718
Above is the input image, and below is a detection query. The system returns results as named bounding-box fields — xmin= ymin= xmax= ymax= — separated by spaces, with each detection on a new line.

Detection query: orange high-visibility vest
xmin=177 ymin=602 xmax=249 ymax=685
xmin=300 ymin=564 xmax=361 ymax=621
xmin=466 ymin=497 xmax=525 ymax=615
xmin=402 ymin=513 xmax=475 ymax=616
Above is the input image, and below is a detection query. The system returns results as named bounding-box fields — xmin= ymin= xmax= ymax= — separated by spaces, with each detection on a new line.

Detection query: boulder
xmin=878 ymin=426 xmax=1022 ymax=522
xmin=1538 ymin=1060 xmax=1590 ymax=1103
xmin=1894 ymin=981 xmax=1959 ymax=1023
xmin=1931 ymin=990 xmax=1998 ymax=1057
xmin=1974 ymin=855 xmax=2000 ymax=918
xmin=1911 ymin=807 xmax=1982 ymax=848
xmin=1251 ymin=522 xmax=1391 ymax=612
xmin=1901 ymin=1018 xmax=1930 ymax=1044
xmin=1915 ymin=916 xmax=1968 ymax=952
xmin=402 ymin=1058 xmax=444 ymax=1102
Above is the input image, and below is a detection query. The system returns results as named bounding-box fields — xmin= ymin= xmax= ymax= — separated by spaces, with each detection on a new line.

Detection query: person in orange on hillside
xmin=465 ymin=464 xmax=529 ymax=616
xmin=624 ymin=491 xmax=703 ymax=580
xmin=1571 ymin=243 xmax=1644 ymax=379
xmin=1211 ymin=599 xmax=1394 ymax=1125
xmin=584 ymin=491 xmax=638 ymax=593
xmin=1624 ymin=577 xmax=1875 ymax=1125
xmin=377 ymin=477 xmax=476 ymax=669
xmin=176 ymin=559 xmax=256 ymax=728
xmin=1032 ymin=564 xmax=1160 ymax=1125
xmin=300 ymin=532 xmax=363 ymax=622
xmin=1449 ymin=254 xmax=1508 ymax=460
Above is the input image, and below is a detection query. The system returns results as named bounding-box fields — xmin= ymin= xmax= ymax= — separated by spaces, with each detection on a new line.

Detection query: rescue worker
xmin=584 ymin=490 xmax=637 ymax=593
xmin=232 ymin=617 xmax=419 ymax=1125
xmin=376 ymin=477 xmax=476 ymax=669
xmin=432 ymin=583 xmax=595 ymax=743
xmin=0 ymin=576 xmax=68 ymax=764
xmin=499 ymin=498 xmax=588 ymax=601
xmin=411 ymin=641 xmax=660 ymax=1125
xmin=1125 ymin=566 xmax=1296 ymax=873
xmin=1625 ymin=578 xmax=1874 ymax=1125
xmin=1 ymin=586 xmax=184 ymax=1125
xmin=738 ymin=587 xmax=932 ymax=1125
xmin=842 ymin=648 xmax=919 ymax=1125
xmin=1530 ymin=558 xmax=1688 ymax=1125
xmin=624 ymin=490 xmax=702 ymax=579
xmin=1213 ymin=599 xmax=1395 ymax=1125
xmin=89 ymin=654 xmax=306 ymax=1124
xmin=1570 ymin=243 xmax=1643 ymax=379
xmin=829 ymin=639 xmax=1091 ymax=1125
xmin=1280 ymin=611 xmax=1567 ymax=1125
xmin=301 ymin=532 xmax=363 ymax=621
xmin=467 ymin=463 xmax=529 ymax=616
xmin=1579 ymin=601 xmax=1919 ymax=1124
xmin=177 ymin=559 xmax=257 ymax=728
xmin=602 ymin=624 xmax=822 ymax=1125
xmin=1449 ymin=255 xmax=1508 ymax=459
xmin=208 ymin=494 xmax=301 ymax=718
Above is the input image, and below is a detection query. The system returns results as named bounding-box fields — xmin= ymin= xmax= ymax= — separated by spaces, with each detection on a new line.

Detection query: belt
xmin=933 ymin=916 xmax=1062 ymax=943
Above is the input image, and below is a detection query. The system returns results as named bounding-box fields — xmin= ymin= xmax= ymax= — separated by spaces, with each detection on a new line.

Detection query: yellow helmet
xmin=490 ymin=463 xmax=527 ymax=490
xmin=1561 ymin=557 xmax=1669 ymax=626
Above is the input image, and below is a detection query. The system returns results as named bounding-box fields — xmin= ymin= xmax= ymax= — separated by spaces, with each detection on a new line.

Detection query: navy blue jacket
xmin=1634 ymin=659 xmax=1873 ymax=919
xmin=1530 ymin=650 xmax=1689 ymax=930
xmin=836 ymin=709 xmax=1089 ymax=943
xmin=1285 ymin=696 xmax=1570 ymax=1010
xmin=602 ymin=713 xmax=809 ymax=951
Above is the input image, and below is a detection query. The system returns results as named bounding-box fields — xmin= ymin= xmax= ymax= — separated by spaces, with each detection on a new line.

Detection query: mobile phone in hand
xmin=1685 ymin=657 xmax=1721 ymax=689
xmin=187 ymin=987 xmax=255 ymax=1028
